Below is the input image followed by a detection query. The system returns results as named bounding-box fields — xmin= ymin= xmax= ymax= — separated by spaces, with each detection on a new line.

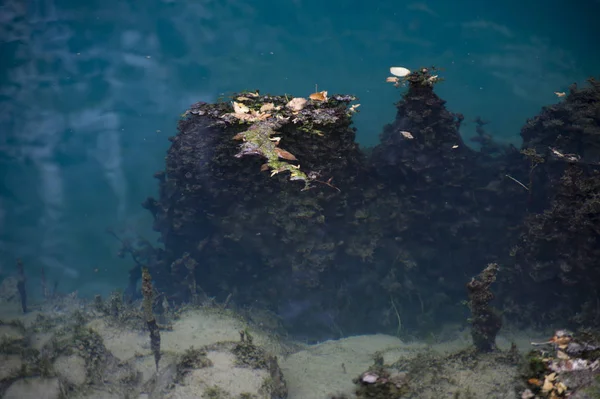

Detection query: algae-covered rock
xmin=144 ymin=90 xmax=367 ymax=334
xmin=139 ymin=74 xmax=600 ymax=340
xmin=3 ymin=377 xmax=61 ymax=399
xmin=165 ymin=339 xmax=287 ymax=399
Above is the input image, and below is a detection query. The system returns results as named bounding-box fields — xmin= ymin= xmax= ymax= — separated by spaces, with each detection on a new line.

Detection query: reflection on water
xmin=1 ymin=0 xmax=596 ymax=293
xmin=0 ymin=0 xmax=599 ymax=398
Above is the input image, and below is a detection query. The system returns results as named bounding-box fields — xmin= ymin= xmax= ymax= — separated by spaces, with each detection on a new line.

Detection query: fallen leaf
xmin=251 ymin=110 xmax=271 ymax=121
xmin=400 ymin=131 xmax=414 ymax=139
xmin=245 ymin=91 xmax=260 ymax=97
xmin=349 ymin=104 xmax=361 ymax=113
xmin=233 ymin=101 xmax=249 ymax=114
xmin=554 ymin=91 xmax=566 ymax=97
xmin=236 ymin=96 xmax=250 ymax=102
xmin=260 ymin=163 xmax=269 ymax=172
xmin=427 ymin=75 xmax=439 ymax=84
xmin=390 ymin=67 xmax=411 ymax=77
xmin=309 ymin=91 xmax=328 ymax=101
xmin=228 ymin=112 xmax=257 ymax=121
xmin=527 ymin=378 xmax=542 ymax=387
xmin=275 ymin=148 xmax=298 ymax=161
xmin=286 ymin=97 xmax=308 ymax=112
xmin=232 ymin=132 xmax=245 ymax=140
xmin=541 ymin=378 xmax=554 ymax=394
xmin=270 ymin=167 xmax=287 ymax=177
xmin=386 ymin=76 xmax=400 ymax=83
xmin=260 ymin=103 xmax=275 ymax=112
xmin=452 ymin=144 xmax=459 ymax=149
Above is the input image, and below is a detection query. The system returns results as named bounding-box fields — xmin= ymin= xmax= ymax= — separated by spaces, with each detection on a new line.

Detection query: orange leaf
xmin=309 ymin=91 xmax=328 ymax=101
xmin=528 ymin=378 xmax=542 ymax=387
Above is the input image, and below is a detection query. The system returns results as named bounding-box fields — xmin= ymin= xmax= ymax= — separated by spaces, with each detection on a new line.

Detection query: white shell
xmin=361 ymin=373 xmax=378 ymax=384
xmin=390 ymin=67 xmax=411 ymax=77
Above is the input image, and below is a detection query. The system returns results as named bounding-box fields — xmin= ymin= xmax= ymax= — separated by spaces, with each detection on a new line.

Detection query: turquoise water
xmin=1 ymin=0 xmax=598 ymax=295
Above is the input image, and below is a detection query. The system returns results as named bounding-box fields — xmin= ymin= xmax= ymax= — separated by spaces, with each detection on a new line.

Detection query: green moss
xmin=73 ymin=327 xmax=106 ymax=382
xmin=176 ymin=346 xmax=213 ymax=381
xmin=520 ymin=350 xmax=547 ymax=379
xmin=234 ymin=121 xmax=309 ymax=187
xmin=232 ymin=329 xmax=268 ymax=369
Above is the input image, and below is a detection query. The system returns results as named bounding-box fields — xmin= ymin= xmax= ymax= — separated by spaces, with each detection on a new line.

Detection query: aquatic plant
xmin=466 ymin=263 xmax=502 ymax=352
xmin=142 ymin=267 xmax=161 ymax=371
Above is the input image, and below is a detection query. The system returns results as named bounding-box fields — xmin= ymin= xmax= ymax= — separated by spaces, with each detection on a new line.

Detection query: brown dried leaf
xmin=286 ymin=97 xmax=308 ymax=112
xmin=232 ymin=132 xmax=245 ymax=141
xmin=260 ymin=163 xmax=269 ymax=172
xmin=260 ymin=103 xmax=275 ymax=112
xmin=236 ymin=96 xmax=250 ymax=102
xmin=230 ymin=113 xmax=256 ymax=121
xmin=309 ymin=91 xmax=328 ymax=102
xmin=275 ymin=148 xmax=298 ymax=161
xmin=251 ymin=110 xmax=271 ymax=121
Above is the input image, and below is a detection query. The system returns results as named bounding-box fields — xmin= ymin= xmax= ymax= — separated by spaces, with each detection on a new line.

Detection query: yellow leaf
xmin=556 ymin=382 xmax=567 ymax=394
xmin=233 ymin=101 xmax=250 ymax=114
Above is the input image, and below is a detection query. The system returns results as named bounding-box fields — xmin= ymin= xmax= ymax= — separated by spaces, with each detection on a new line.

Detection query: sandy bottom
xmin=88 ymin=306 xmax=547 ymax=398
xmin=0 ymin=298 xmax=551 ymax=399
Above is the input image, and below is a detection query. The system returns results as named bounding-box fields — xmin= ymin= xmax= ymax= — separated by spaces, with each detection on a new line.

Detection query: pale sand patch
xmin=165 ymin=351 xmax=270 ymax=398
xmin=36 ymin=305 xmax=545 ymax=398
xmin=87 ymin=319 xmax=147 ymax=361
xmin=161 ymin=310 xmax=244 ymax=352
xmin=281 ymin=334 xmax=425 ymax=398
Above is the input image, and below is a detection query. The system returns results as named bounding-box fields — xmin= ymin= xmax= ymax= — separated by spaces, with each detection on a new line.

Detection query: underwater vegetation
xmin=131 ymin=68 xmax=600 ymax=339
xmin=521 ymin=329 xmax=600 ymax=398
